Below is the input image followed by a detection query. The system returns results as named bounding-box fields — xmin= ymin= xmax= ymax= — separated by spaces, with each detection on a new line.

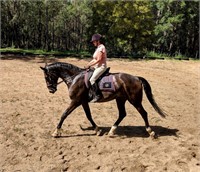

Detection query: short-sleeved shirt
xmin=93 ymin=44 xmax=107 ymax=67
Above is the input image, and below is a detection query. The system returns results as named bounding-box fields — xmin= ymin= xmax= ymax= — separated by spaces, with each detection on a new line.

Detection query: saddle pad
xmin=99 ymin=75 xmax=115 ymax=92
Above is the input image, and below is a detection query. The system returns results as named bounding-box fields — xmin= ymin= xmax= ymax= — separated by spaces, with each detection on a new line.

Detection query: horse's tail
xmin=138 ymin=77 xmax=166 ymax=118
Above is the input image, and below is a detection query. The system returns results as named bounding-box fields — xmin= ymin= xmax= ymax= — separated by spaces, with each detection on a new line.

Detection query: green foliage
xmin=152 ymin=0 xmax=199 ymax=58
xmin=1 ymin=0 xmax=199 ymax=58
xmin=0 ymin=47 xmax=91 ymax=57
xmin=90 ymin=0 xmax=154 ymax=56
xmin=1 ymin=0 xmax=92 ymax=51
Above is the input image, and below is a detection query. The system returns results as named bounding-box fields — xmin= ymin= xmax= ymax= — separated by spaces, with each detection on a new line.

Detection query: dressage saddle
xmin=84 ymin=67 xmax=110 ymax=88
xmin=84 ymin=67 xmax=116 ymax=101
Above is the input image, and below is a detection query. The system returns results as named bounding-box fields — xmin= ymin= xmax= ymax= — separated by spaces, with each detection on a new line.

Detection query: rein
xmin=46 ymin=63 xmax=85 ymax=87
xmin=55 ymin=72 xmax=82 ymax=87
xmin=57 ymin=80 xmax=64 ymax=85
xmin=47 ymin=72 xmax=64 ymax=87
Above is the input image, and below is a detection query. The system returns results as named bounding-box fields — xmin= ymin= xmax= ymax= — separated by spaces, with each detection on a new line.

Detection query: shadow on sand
xmin=57 ymin=125 xmax=179 ymax=139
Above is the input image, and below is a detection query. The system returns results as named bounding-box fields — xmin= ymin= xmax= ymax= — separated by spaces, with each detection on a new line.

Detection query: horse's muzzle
xmin=49 ymin=88 xmax=57 ymax=94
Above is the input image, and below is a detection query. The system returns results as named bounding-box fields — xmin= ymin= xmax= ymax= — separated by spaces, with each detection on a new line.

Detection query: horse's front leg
xmin=81 ymin=102 xmax=101 ymax=135
xmin=52 ymin=100 xmax=80 ymax=137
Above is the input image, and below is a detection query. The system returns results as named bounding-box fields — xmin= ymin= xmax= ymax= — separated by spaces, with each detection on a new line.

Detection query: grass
xmin=146 ymin=51 xmax=195 ymax=60
xmin=1 ymin=48 xmax=197 ymax=60
xmin=0 ymin=47 xmax=92 ymax=58
xmin=146 ymin=51 xmax=169 ymax=59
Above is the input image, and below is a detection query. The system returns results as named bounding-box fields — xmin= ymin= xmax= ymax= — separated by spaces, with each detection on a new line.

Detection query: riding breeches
xmin=90 ymin=66 xmax=107 ymax=85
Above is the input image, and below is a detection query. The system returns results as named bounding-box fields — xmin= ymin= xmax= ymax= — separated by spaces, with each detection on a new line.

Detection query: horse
xmin=40 ymin=62 xmax=166 ymax=138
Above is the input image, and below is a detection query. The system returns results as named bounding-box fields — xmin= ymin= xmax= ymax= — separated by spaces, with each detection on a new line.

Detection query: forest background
xmin=1 ymin=0 xmax=199 ymax=59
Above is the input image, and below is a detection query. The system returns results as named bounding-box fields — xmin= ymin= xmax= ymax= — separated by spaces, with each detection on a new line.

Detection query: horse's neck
xmin=59 ymin=69 xmax=82 ymax=87
xmin=48 ymin=62 xmax=82 ymax=87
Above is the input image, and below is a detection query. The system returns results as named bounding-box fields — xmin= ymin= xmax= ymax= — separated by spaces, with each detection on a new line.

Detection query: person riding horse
xmin=85 ymin=34 xmax=107 ymax=102
xmin=41 ymin=62 xmax=166 ymax=138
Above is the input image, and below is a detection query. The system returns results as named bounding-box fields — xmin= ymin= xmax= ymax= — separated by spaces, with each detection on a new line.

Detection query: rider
xmin=85 ymin=33 xmax=107 ymax=102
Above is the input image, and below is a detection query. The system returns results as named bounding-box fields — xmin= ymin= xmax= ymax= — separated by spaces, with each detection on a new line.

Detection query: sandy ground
xmin=0 ymin=56 xmax=199 ymax=172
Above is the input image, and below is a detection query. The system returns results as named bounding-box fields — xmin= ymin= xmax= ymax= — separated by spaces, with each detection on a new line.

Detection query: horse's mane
xmin=46 ymin=62 xmax=83 ymax=73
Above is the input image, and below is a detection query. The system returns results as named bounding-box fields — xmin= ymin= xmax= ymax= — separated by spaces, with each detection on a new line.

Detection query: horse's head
xmin=40 ymin=66 xmax=59 ymax=94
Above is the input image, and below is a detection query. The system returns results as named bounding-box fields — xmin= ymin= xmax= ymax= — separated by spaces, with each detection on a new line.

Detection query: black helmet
xmin=90 ymin=33 xmax=102 ymax=42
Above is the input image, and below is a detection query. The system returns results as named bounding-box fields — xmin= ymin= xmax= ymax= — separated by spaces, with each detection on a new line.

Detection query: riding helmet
xmin=90 ymin=34 xmax=102 ymax=42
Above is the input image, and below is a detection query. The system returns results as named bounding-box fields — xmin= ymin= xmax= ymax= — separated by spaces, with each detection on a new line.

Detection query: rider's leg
xmin=90 ymin=83 xmax=101 ymax=102
xmin=89 ymin=66 xmax=106 ymax=102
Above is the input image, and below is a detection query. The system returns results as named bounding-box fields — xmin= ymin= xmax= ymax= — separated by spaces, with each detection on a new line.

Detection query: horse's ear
xmin=40 ymin=66 xmax=47 ymax=72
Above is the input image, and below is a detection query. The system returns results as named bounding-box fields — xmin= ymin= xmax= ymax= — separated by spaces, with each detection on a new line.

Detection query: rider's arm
xmin=86 ymin=51 xmax=103 ymax=68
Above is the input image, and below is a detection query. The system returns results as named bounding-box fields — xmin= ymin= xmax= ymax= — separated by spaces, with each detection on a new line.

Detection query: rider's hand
xmin=84 ymin=65 xmax=90 ymax=69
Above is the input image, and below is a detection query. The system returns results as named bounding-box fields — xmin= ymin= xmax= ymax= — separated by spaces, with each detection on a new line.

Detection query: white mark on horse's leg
xmin=146 ymin=127 xmax=156 ymax=138
xmin=52 ymin=128 xmax=63 ymax=138
xmin=108 ymin=125 xmax=117 ymax=136
xmin=146 ymin=127 xmax=152 ymax=133
xmin=94 ymin=126 xmax=102 ymax=136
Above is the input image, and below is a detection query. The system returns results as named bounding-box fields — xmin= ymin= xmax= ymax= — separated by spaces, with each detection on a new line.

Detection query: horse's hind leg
xmin=108 ymin=98 xmax=127 ymax=136
xmin=133 ymin=103 xmax=156 ymax=138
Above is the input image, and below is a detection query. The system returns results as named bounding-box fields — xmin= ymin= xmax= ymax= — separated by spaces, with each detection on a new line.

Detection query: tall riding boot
xmin=91 ymin=83 xmax=102 ymax=103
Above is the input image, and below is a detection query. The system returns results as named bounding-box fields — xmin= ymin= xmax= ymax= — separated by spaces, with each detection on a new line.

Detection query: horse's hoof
xmin=52 ymin=133 xmax=60 ymax=138
xmin=108 ymin=133 xmax=115 ymax=138
xmin=146 ymin=127 xmax=157 ymax=139
xmin=96 ymin=129 xmax=102 ymax=136
xmin=52 ymin=129 xmax=62 ymax=138
xmin=108 ymin=126 xmax=117 ymax=137
xmin=150 ymin=131 xmax=156 ymax=139
xmin=108 ymin=131 xmax=114 ymax=136
xmin=146 ymin=127 xmax=152 ymax=133
xmin=94 ymin=127 xmax=102 ymax=136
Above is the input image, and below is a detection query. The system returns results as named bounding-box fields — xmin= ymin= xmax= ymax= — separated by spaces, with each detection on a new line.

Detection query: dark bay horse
xmin=40 ymin=62 xmax=166 ymax=138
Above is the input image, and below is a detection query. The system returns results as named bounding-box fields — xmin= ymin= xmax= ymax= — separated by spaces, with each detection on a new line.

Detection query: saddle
xmin=84 ymin=67 xmax=116 ymax=92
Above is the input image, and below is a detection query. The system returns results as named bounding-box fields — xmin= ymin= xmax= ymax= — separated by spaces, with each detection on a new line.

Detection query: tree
xmin=90 ymin=0 xmax=154 ymax=56
xmin=1 ymin=0 xmax=199 ymax=58
xmin=152 ymin=0 xmax=199 ymax=57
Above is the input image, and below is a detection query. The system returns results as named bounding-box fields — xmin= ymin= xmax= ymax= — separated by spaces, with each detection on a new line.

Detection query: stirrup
xmin=91 ymin=95 xmax=101 ymax=103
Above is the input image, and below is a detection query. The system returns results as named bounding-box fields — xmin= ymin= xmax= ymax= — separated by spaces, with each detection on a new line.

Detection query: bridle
xmin=57 ymin=80 xmax=64 ymax=85
xmin=44 ymin=60 xmax=86 ymax=89
xmin=46 ymin=72 xmax=64 ymax=88
xmin=46 ymin=70 xmax=81 ymax=88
